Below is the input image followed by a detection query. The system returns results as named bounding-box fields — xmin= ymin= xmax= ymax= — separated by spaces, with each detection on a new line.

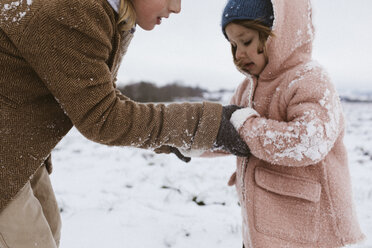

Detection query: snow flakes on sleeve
xmin=288 ymin=61 xmax=321 ymax=89
xmin=240 ymin=87 xmax=342 ymax=167
xmin=319 ymin=88 xmax=343 ymax=142
xmin=1 ymin=0 xmax=32 ymax=23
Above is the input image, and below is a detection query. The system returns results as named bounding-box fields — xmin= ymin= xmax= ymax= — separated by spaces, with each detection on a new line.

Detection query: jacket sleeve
xmin=14 ymin=0 xmax=222 ymax=150
xmin=194 ymin=82 xmax=248 ymax=158
xmin=237 ymin=73 xmax=343 ymax=167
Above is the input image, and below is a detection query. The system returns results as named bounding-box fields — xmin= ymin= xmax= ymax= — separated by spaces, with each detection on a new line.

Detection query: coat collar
xmin=107 ymin=0 xmax=120 ymax=13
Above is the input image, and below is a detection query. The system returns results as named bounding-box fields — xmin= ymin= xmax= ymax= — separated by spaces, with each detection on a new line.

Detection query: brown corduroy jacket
xmin=0 ymin=0 xmax=222 ymax=212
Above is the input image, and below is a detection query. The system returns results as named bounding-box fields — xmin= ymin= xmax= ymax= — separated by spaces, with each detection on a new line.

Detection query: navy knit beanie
xmin=221 ymin=0 xmax=274 ymax=38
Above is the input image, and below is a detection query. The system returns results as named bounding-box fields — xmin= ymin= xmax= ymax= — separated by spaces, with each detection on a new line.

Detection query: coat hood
xmin=260 ymin=0 xmax=315 ymax=80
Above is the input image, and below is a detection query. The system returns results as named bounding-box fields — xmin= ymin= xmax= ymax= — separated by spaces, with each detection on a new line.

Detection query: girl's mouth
xmin=156 ymin=17 xmax=162 ymax=25
xmin=244 ymin=62 xmax=254 ymax=70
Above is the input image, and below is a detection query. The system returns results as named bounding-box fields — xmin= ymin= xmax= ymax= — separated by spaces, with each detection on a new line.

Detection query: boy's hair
xmin=230 ymin=20 xmax=274 ymax=70
xmin=118 ymin=0 xmax=136 ymax=31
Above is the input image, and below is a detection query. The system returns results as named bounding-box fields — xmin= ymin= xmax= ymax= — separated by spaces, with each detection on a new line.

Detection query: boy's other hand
xmin=154 ymin=146 xmax=191 ymax=163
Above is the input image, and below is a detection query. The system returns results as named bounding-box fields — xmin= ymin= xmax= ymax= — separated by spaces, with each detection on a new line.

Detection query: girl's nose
xmin=169 ymin=0 xmax=181 ymax=14
xmin=235 ymin=46 xmax=246 ymax=60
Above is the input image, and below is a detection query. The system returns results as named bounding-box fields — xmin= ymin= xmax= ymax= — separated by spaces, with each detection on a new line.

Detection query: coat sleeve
xmin=14 ymin=0 xmax=222 ymax=150
xmin=238 ymin=72 xmax=343 ymax=167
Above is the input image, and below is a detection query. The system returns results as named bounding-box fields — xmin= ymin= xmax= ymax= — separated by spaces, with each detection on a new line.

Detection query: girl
xmin=220 ymin=0 xmax=365 ymax=247
xmin=0 ymin=0 xmax=250 ymax=247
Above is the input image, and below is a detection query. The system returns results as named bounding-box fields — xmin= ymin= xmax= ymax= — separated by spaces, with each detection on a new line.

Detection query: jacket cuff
xmin=230 ymin=107 xmax=259 ymax=131
xmin=191 ymin=102 xmax=223 ymax=150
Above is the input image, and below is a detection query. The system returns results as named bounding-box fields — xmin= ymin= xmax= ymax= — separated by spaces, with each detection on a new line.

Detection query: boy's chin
xmin=138 ymin=23 xmax=156 ymax=31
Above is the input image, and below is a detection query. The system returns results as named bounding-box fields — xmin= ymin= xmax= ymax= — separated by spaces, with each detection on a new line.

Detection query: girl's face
xmin=225 ymin=23 xmax=267 ymax=77
xmin=132 ymin=0 xmax=181 ymax=30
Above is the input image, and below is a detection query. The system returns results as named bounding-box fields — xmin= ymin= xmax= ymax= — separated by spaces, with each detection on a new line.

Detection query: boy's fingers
xmin=170 ymin=147 xmax=191 ymax=163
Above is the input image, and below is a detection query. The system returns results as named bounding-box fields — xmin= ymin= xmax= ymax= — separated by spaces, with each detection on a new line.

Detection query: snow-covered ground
xmin=51 ymin=102 xmax=372 ymax=248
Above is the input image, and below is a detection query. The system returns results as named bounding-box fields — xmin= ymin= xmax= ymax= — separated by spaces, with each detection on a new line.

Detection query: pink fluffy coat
xmin=227 ymin=0 xmax=365 ymax=247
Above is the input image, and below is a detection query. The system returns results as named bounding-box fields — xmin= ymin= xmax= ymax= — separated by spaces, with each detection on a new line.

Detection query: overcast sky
xmin=117 ymin=0 xmax=372 ymax=92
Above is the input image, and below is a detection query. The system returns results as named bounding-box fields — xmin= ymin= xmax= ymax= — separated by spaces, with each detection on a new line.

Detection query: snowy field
xmin=51 ymin=102 xmax=372 ymax=248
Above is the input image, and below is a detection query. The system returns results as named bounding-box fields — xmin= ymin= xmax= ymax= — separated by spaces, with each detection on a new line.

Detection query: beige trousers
xmin=0 ymin=165 xmax=61 ymax=248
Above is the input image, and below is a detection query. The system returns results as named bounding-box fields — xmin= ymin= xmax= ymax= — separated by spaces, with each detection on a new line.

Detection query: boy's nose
xmin=169 ymin=0 xmax=181 ymax=14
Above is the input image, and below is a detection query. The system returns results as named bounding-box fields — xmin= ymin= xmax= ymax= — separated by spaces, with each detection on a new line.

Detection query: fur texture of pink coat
xmin=227 ymin=0 xmax=365 ymax=247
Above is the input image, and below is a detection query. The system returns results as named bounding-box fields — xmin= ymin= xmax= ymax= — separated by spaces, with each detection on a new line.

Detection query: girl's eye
xmin=243 ymin=40 xmax=252 ymax=46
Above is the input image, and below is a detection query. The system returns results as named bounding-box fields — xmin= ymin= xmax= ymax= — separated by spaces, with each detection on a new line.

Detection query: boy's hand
xmin=154 ymin=146 xmax=191 ymax=163
xmin=213 ymin=105 xmax=251 ymax=157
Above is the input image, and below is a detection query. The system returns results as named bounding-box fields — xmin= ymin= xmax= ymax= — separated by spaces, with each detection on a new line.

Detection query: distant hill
xmin=118 ymin=81 xmax=372 ymax=103
xmin=117 ymin=81 xmax=205 ymax=103
xmin=339 ymin=90 xmax=372 ymax=103
xmin=117 ymin=81 xmax=233 ymax=103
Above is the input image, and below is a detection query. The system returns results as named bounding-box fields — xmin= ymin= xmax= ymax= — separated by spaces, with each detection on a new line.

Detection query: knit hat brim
xmin=221 ymin=0 xmax=274 ymax=39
